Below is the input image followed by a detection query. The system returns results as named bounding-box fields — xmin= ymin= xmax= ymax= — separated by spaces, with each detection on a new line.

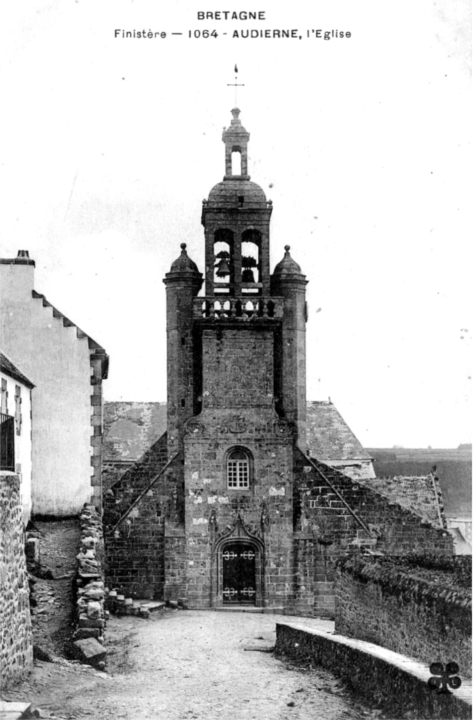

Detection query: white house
xmin=0 ymin=351 xmax=34 ymax=522
xmin=0 ymin=251 xmax=108 ymax=516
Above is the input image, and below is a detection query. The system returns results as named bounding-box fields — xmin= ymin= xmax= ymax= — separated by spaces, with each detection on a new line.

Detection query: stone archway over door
xmin=222 ymin=542 xmax=256 ymax=605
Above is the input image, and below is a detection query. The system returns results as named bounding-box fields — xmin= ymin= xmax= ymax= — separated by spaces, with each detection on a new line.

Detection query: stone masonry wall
xmin=275 ymin=623 xmax=471 ymax=720
xmin=201 ymin=327 xmax=274 ymax=409
xmin=292 ymin=454 xmax=453 ymax=617
xmin=183 ymin=410 xmax=294 ymax=609
xmin=0 ymin=473 xmax=33 ymax=688
xmin=103 ymin=433 xmax=184 ymax=598
xmin=335 ymin=553 xmax=472 ymax=678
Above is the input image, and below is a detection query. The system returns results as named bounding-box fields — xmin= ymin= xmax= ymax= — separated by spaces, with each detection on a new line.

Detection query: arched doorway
xmin=222 ymin=541 xmax=257 ymax=605
xmin=211 ymin=514 xmax=265 ymax=607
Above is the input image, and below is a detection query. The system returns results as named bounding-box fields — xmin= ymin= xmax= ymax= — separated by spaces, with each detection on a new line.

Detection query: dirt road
xmin=27 ymin=519 xmax=80 ymax=658
xmin=4 ymin=610 xmax=378 ymax=720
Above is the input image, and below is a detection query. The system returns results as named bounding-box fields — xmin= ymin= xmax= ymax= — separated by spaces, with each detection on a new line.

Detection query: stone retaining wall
xmin=335 ymin=553 xmax=472 ymax=678
xmin=0 ymin=473 xmax=33 ymax=688
xmin=275 ymin=622 xmax=471 ymax=719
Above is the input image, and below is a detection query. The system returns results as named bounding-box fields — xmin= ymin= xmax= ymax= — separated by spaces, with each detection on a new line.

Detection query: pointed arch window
xmin=227 ymin=448 xmax=251 ymax=489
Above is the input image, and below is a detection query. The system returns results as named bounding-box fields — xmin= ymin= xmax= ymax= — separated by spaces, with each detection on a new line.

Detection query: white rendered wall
xmin=0 ymin=262 xmax=94 ymax=516
xmin=0 ymin=370 xmax=33 ymax=523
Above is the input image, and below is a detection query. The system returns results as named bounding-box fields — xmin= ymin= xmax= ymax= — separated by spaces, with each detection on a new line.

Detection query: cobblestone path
xmin=5 ymin=610 xmax=380 ymax=719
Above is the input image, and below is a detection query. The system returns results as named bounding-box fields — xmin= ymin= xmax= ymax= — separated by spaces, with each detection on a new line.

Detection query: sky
xmin=1 ymin=1 xmax=471 ymax=448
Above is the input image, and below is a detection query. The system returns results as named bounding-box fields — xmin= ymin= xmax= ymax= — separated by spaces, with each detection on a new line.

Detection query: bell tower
xmin=164 ymin=108 xmax=308 ymax=610
xmin=202 ymin=108 xmax=272 ymax=299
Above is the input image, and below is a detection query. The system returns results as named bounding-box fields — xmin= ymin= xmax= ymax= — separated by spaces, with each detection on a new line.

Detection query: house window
xmin=15 ymin=385 xmax=22 ymax=436
xmin=227 ymin=448 xmax=251 ymax=489
xmin=0 ymin=414 xmax=14 ymax=471
xmin=1 ymin=379 xmax=7 ymax=414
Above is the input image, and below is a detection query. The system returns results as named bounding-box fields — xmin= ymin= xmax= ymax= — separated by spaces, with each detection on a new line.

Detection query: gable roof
xmin=306 ymin=401 xmax=372 ymax=462
xmin=103 ymin=399 xmax=372 ymax=466
xmin=31 ymin=290 xmax=109 ymax=377
xmin=0 ymin=351 xmax=35 ymax=388
xmin=103 ymin=402 xmax=167 ymax=462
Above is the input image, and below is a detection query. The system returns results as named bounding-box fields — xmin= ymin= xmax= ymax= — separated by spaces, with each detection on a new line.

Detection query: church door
xmin=222 ymin=542 xmax=256 ymax=605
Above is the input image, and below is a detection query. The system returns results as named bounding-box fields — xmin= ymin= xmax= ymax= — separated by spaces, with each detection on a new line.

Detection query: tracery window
xmin=227 ymin=448 xmax=251 ymax=489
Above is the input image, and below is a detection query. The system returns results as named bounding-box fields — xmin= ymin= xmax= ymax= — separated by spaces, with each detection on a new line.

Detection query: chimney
xmin=0 ymin=250 xmax=36 ymax=301
xmin=14 ymin=250 xmax=35 ymax=265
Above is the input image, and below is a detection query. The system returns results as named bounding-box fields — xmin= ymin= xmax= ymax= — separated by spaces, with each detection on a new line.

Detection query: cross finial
xmin=227 ymin=64 xmax=245 ymax=106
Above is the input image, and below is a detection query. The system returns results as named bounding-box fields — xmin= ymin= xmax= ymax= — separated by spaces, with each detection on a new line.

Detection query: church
xmin=103 ymin=109 xmax=452 ymax=615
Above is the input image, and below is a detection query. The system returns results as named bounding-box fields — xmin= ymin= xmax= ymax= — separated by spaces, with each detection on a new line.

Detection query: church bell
xmin=242 ymin=269 xmax=255 ymax=283
xmin=216 ymin=257 xmax=231 ymax=277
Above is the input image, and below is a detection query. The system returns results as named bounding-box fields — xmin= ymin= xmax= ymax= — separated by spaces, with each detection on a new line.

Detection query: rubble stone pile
xmin=72 ymin=504 xmax=108 ymax=669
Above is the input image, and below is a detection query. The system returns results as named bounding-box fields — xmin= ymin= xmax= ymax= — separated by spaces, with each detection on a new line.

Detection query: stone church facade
xmin=104 ymin=109 xmax=453 ymax=615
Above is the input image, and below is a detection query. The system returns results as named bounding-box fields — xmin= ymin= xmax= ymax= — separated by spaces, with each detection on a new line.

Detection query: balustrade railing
xmin=193 ymin=296 xmax=284 ymax=320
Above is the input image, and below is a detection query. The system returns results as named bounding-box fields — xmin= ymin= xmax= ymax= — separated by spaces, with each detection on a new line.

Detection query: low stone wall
xmin=335 ymin=553 xmax=472 ymax=678
xmin=71 ymin=504 xmax=107 ymax=668
xmin=275 ymin=622 xmax=471 ymax=719
xmin=0 ymin=473 xmax=33 ymax=688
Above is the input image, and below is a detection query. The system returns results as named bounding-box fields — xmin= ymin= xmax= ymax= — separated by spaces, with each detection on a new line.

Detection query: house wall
xmin=0 ymin=260 xmax=100 ymax=516
xmin=0 ymin=473 xmax=33 ymax=688
xmin=447 ymin=517 xmax=472 ymax=545
xmin=0 ymin=370 xmax=33 ymax=523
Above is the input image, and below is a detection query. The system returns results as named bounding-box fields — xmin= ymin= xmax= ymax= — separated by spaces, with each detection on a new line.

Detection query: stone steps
xmin=105 ymin=590 xmax=165 ymax=619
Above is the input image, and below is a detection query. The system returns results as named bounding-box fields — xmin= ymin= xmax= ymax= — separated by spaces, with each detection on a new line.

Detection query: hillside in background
xmin=367 ymin=446 xmax=472 ymax=517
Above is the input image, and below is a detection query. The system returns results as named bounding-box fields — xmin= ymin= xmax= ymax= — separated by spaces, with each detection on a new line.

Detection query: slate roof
xmin=103 ymin=402 xmax=167 ymax=462
xmin=103 ymin=400 xmax=372 ymax=465
xmin=306 ymin=401 xmax=372 ymax=462
xmin=0 ymin=351 xmax=34 ymax=388
xmin=357 ymin=474 xmax=447 ymax=528
xmin=367 ymin=448 xmax=471 ymax=517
